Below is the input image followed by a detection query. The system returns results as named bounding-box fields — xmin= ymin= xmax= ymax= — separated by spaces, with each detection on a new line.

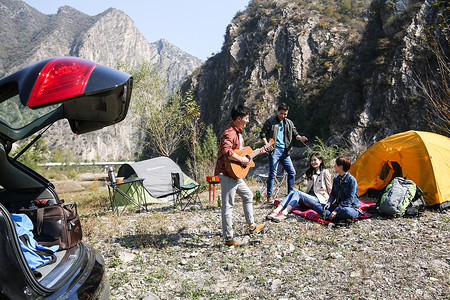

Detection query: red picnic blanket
xmin=273 ymin=200 xmax=377 ymax=226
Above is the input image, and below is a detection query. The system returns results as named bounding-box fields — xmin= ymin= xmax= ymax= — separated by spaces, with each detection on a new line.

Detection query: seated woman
xmin=266 ymin=153 xmax=332 ymax=222
xmin=312 ymin=156 xmax=360 ymax=221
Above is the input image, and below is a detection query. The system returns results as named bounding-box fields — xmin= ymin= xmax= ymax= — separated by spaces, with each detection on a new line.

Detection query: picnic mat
xmin=273 ymin=200 xmax=377 ymax=226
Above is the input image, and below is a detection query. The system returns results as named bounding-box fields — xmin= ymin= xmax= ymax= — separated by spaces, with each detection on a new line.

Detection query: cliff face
xmin=1 ymin=0 xmax=446 ymax=161
xmin=183 ymin=0 xmax=446 ymax=155
xmin=0 ymin=2 xmax=203 ymax=82
xmin=0 ymin=0 xmax=203 ymax=161
xmin=330 ymin=0 xmax=443 ymax=150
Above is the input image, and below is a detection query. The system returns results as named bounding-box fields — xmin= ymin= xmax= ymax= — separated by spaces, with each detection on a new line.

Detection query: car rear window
xmin=0 ymin=93 xmax=60 ymax=130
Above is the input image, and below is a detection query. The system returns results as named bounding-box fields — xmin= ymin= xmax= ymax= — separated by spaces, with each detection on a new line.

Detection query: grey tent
xmin=118 ymin=156 xmax=197 ymax=202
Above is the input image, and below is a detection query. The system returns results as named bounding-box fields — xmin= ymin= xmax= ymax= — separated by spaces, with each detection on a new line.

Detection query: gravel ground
xmin=79 ymin=191 xmax=450 ymax=300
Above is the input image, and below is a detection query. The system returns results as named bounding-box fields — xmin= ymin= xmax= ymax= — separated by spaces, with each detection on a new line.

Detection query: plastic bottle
xmin=217 ymin=195 xmax=221 ymax=208
xmin=255 ymin=190 xmax=261 ymax=203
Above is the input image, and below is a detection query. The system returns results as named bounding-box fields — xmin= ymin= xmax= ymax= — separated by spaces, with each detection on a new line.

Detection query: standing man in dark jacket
xmin=260 ymin=103 xmax=307 ymax=204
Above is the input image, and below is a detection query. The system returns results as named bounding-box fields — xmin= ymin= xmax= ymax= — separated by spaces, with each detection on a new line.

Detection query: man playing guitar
xmin=214 ymin=104 xmax=272 ymax=246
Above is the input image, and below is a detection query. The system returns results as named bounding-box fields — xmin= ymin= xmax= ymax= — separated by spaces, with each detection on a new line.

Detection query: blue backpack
xmin=11 ymin=213 xmax=59 ymax=270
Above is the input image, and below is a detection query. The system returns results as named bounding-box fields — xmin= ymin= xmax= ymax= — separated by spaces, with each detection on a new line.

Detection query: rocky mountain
xmin=0 ymin=0 xmax=202 ymax=85
xmin=182 ymin=0 xmax=448 ymax=157
xmin=0 ymin=0 xmax=203 ymax=161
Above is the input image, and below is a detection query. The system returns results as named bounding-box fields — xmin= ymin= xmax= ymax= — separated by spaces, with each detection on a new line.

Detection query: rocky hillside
xmin=0 ymin=0 xmax=203 ymax=161
xmin=0 ymin=0 xmax=202 ymax=85
xmin=182 ymin=0 xmax=447 ymax=155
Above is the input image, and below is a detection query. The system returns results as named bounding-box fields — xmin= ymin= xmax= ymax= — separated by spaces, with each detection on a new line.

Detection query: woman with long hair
xmin=266 ymin=153 xmax=332 ymax=222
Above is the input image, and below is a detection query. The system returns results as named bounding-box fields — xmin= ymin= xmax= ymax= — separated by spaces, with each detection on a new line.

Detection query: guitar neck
xmin=244 ymin=139 xmax=274 ymax=160
xmin=247 ymin=148 xmax=263 ymax=160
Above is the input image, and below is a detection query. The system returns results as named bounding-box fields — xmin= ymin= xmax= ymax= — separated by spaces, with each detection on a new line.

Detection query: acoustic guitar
xmin=225 ymin=139 xmax=274 ymax=179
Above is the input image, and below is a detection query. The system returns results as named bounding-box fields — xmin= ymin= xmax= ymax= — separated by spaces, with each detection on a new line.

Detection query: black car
xmin=0 ymin=57 xmax=133 ymax=299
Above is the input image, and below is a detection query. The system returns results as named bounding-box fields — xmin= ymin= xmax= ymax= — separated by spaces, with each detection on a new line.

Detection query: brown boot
xmin=266 ymin=195 xmax=274 ymax=204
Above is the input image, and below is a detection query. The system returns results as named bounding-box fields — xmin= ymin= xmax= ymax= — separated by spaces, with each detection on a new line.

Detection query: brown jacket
xmin=214 ymin=122 xmax=243 ymax=177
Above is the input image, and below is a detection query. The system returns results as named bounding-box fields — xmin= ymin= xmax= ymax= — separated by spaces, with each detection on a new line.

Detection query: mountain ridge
xmin=0 ymin=1 xmax=203 ymax=79
xmin=182 ymin=0 xmax=446 ymax=156
xmin=0 ymin=0 xmax=203 ymax=161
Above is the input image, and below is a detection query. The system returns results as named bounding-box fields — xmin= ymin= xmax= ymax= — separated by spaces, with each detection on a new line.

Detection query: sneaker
xmin=249 ymin=222 xmax=267 ymax=234
xmin=266 ymin=211 xmax=277 ymax=221
xmin=272 ymin=212 xmax=287 ymax=223
xmin=225 ymin=237 xmax=247 ymax=247
xmin=266 ymin=195 xmax=274 ymax=204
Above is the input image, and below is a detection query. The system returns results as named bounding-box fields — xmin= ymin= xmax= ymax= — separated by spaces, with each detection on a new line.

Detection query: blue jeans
xmin=280 ymin=190 xmax=320 ymax=208
xmin=268 ymin=147 xmax=296 ymax=196
xmin=279 ymin=190 xmax=299 ymax=207
xmin=312 ymin=203 xmax=359 ymax=220
xmin=299 ymin=192 xmax=321 ymax=208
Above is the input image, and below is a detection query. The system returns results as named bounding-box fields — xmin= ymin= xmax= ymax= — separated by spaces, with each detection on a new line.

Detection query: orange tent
xmin=350 ymin=130 xmax=450 ymax=209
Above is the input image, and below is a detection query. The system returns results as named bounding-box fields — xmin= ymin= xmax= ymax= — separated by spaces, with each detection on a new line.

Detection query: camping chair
xmin=256 ymin=169 xmax=287 ymax=199
xmin=107 ymin=167 xmax=147 ymax=215
xmin=171 ymin=172 xmax=202 ymax=210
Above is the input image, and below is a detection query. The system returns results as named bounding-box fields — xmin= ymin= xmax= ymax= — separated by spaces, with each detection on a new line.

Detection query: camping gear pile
xmin=350 ymin=130 xmax=450 ymax=210
xmin=283 ymin=130 xmax=448 ymax=226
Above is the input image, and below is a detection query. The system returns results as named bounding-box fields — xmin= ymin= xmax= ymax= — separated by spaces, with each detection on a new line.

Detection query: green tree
xmin=50 ymin=148 xmax=75 ymax=165
xmin=143 ymin=92 xmax=187 ymax=157
xmin=127 ymin=62 xmax=187 ymax=157
xmin=187 ymin=125 xmax=219 ymax=183
xmin=278 ymin=80 xmax=309 ymax=136
xmin=123 ymin=62 xmax=218 ymax=180
xmin=51 ymin=149 xmax=64 ymax=162
xmin=183 ymin=90 xmax=205 ymax=181
xmin=11 ymin=136 xmax=48 ymax=170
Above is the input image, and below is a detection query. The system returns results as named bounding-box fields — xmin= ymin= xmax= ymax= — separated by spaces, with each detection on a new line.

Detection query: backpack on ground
xmin=378 ymin=177 xmax=425 ymax=217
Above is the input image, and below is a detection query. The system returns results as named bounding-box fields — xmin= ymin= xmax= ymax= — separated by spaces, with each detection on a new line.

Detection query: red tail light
xmin=27 ymin=57 xmax=97 ymax=108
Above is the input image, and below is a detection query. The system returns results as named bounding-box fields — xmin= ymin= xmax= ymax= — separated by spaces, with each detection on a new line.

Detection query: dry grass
xmin=60 ymin=182 xmax=450 ymax=300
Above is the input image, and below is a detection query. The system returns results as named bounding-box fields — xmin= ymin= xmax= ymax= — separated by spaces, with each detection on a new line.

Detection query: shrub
xmin=377 ymin=38 xmax=391 ymax=51
xmin=233 ymin=10 xmax=244 ymax=20
xmin=303 ymin=137 xmax=340 ymax=168
xmin=186 ymin=125 xmax=218 ymax=184
xmin=375 ymin=56 xmax=385 ymax=65
xmin=11 ymin=136 xmax=48 ymax=171
xmin=67 ymin=168 xmax=78 ymax=179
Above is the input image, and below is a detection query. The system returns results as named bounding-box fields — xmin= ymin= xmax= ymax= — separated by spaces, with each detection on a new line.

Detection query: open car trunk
xmin=0 ymin=56 xmax=132 ymax=143
xmin=0 ymin=57 xmax=130 ymax=299
xmin=0 ymin=123 xmax=108 ymax=298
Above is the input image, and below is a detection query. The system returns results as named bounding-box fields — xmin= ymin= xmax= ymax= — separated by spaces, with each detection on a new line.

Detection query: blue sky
xmin=22 ymin=0 xmax=250 ymax=61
